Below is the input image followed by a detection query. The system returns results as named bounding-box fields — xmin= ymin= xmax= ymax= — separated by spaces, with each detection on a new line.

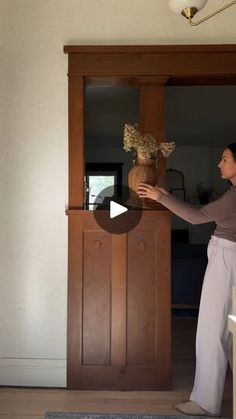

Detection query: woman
xmin=137 ymin=143 xmax=236 ymax=417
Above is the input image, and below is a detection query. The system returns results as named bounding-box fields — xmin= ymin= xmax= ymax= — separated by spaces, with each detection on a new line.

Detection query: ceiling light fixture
xmin=168 ymin=0 xmax=236 ymax=25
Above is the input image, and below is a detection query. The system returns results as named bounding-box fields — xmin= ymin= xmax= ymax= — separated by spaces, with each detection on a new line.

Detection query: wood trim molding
xmin=64 ymin=44 xmax=236 ymax=53
xmin=68 ymin=76 xmax=85 ymax=207
xmin=135 ymin=76 xmax=170 ymax=86
xmin=64 ymin=44 xmax=236 ymax=84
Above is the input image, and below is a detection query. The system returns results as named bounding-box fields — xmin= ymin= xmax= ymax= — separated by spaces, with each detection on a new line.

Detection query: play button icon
xmin=93 ymin=185 xmax=142 ymax=234
xmin=110 ymin=201 xmax=128 ymax=219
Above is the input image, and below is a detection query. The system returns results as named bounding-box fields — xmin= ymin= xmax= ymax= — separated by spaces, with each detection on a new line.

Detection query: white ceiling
xmin=86 ymin=85 xmax=236 ymax=147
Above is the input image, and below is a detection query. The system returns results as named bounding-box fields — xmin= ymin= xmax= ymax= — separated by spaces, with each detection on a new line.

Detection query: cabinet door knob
xmin=93 ymin=239 xmax=102 ymax=249
xmin=137 ymin=240 xmax=146 ymax=251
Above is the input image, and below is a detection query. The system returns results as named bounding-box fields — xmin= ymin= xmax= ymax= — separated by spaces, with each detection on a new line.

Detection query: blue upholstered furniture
xmin=171 ymin=242 xmax=208 ymax=311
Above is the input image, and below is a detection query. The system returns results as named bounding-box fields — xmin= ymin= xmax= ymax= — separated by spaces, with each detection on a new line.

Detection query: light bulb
xmin=168 ymin=0 xmax=208 ymax=15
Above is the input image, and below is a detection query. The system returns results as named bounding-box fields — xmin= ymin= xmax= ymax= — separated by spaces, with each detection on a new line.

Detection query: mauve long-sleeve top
xmin=158 ymin=185 xmax=236 ymax=242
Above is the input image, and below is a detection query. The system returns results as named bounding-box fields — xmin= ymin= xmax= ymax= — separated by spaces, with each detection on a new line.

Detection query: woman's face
xmin=218 ymin=148 xmax=236 ymax=185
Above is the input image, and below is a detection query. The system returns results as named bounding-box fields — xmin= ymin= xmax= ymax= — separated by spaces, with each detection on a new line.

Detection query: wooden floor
xmin=0 ymin=318 xmax=233 ymax=419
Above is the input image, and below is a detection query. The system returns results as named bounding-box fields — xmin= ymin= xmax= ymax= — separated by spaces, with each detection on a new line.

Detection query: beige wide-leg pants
xmin=190 ymin=235 xmax=236 ymax=415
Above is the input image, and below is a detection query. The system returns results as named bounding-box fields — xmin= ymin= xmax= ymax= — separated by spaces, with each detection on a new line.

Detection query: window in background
xmin=85 ymin=163 xmax=123 ymax=210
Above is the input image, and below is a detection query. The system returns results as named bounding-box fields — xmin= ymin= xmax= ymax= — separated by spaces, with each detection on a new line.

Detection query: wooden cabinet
xmin=64 ymin=44 xmax=236 ymax=390
xmin=67 ymin=210 xmax=171 ymax=389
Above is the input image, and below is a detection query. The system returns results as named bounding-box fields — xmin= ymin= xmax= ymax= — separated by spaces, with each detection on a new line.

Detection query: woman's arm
xmin=137 ymin=183 xmax=234 ymax=225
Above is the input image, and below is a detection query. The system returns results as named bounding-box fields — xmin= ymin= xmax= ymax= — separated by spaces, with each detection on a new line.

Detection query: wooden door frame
xmin=64 ymin=44 xmax=236 ymax=388
xmin=64 ymin=44 xmax=236 ymax=208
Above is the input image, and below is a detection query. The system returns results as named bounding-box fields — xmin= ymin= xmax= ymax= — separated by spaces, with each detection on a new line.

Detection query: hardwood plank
xmin=0 ymin=319 xmax=232 ymax=418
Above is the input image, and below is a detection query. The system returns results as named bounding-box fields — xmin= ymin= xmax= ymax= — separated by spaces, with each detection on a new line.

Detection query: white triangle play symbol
xmin=110 ymin=200 xmax=128 ymax=219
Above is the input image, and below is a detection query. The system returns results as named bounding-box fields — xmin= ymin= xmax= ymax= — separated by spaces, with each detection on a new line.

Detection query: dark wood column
xmin=67 ymin=75 xmax=85 ymax=387
xmin=136 ymin=75 xmax=171 ymax=387
xmin=137 ymin=76 xmax=169 ymax=186
xmin=68 ymin=76 xmax=85 ymax=208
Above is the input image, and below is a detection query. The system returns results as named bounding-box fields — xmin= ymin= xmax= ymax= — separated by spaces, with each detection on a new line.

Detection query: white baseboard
xmin=0 ymin=358 xmax=66 ymax=387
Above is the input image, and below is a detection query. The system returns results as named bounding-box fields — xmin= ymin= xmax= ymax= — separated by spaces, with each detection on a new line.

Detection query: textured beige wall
xmin=0 ymin=0 xmax=236 ymax=386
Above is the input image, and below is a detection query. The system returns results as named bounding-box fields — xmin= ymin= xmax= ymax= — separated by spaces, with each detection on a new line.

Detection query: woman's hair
xmin=226 ymin=143 xmax=236 ymax=185
xmin=227 ymin=143 xmax=236 ymax=161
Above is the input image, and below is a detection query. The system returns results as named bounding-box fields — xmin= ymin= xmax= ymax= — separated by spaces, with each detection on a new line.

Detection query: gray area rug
xmin=44 ymin=413 xmax=230 ymax=419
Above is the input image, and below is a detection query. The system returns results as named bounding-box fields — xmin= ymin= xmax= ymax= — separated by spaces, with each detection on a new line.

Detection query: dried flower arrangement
xmin=123 ymin=124 xmax=175 ymax=161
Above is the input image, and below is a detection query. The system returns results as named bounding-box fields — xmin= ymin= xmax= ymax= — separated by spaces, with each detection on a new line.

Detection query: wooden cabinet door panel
xmin=127 ymin=230 xmax=155 ymax=365
xmin=83 ymin=231 xmax=111 ymax=365
xmin=67 ymin=211 xmax=171 ymax=389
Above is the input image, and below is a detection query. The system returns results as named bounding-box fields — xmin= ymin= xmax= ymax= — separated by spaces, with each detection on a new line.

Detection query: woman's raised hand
xmin=137 ymin=183 xmax=167 ymax=201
